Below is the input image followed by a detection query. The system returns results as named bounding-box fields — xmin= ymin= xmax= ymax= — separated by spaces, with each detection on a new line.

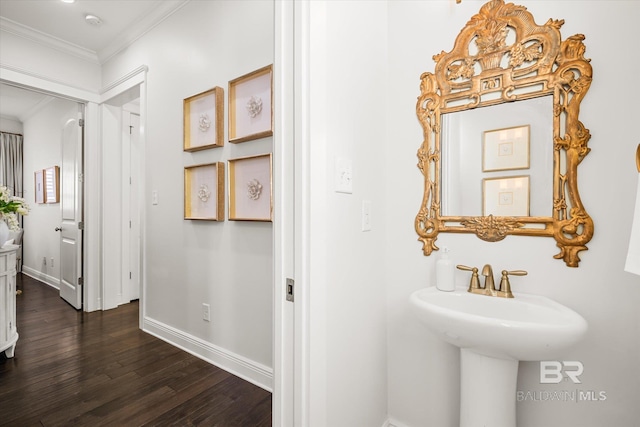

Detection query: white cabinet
xmin=0 ymin=246 xmax=18 ymax=358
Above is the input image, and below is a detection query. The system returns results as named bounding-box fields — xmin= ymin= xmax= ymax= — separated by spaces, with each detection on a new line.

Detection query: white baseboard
xmin=383 ymin=418 xmax=412 ymax=427
xmin=143 ymin=316 xmax=273 ymax=392
xmin=21 ymin=266 xmax=60 ymax=290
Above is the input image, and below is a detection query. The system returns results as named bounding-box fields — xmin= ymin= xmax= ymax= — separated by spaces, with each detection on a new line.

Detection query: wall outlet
xmin=50 ymin=258 xmax=54 ymax=267
xmin=43 ymin=256 xmax=47 ymax=266
xmin=202 ymin=303 xmax=210 ymax=322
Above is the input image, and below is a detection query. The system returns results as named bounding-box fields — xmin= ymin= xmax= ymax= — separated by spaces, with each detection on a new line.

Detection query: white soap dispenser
xmin=436 ymin=247 xmax=455 ymax=291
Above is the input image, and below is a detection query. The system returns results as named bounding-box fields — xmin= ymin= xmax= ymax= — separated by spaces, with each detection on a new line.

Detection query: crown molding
xmin=0 ymin=1 xmax=189 ymax=66
xmin=0 ymin=17 xmax=99 ymax=64
xmin=98 ymin=0 xmax=190 ymax=64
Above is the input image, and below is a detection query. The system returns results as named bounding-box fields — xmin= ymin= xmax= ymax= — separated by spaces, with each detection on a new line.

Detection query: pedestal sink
xmin=410 ymin=286 xmax=588 ymax=427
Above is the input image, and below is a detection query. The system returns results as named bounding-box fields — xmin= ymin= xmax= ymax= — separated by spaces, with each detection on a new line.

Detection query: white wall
xmin=22 ymin=97 xmax=78 ymax=287
xmin=101 ymin=0 xmax=274 ymax=388
xmin=387 ymin=1 xmax=640 ymax=427
xmin=307 ymin=1 xmax=389 ymax=426
xmin=0 ymin=117 xmax=22 ymax=134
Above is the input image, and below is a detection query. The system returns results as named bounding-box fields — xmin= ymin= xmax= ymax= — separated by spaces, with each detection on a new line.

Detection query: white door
xmin=58 ymin=106 xmax=84 ymax=309
xmin=127 ymin=112 xmax=141 ymax=301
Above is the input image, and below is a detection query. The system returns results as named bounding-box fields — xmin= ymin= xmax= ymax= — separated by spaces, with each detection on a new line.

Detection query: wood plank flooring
xmin=0 ymin=274 xmax=272 ymax=427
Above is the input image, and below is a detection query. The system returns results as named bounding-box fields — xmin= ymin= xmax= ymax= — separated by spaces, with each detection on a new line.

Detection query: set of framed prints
xmin=182 ymin=65 xmax=273 ymax=222
xmin=184 ymin=154 xmax=272 ymax=222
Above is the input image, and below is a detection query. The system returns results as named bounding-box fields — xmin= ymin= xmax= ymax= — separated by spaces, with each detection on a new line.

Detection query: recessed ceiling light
xmin=85 ymin=14 xmax=102 ymax=26
xmin=61 ymin=0 xmax=76 ymax=3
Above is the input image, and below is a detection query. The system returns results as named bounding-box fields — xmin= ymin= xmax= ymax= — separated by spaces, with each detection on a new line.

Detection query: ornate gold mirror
xmin=415 ymin=0 xmax=593 ymax=267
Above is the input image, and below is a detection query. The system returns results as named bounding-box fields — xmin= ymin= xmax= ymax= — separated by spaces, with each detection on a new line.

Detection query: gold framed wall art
xmin=228 ymin=65 xmax=273 ymax=143
xmin=184 ymin=162 xmax=225 ymax=221
xmin=184 ymin=86 xmax=224 ymax=151
xmin=228 ymin=153 xmax=272 ymax=221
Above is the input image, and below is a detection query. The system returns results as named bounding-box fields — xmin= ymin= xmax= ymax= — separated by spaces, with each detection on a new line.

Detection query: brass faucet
xmin=457 ymin=264 xmax=527 ymax=298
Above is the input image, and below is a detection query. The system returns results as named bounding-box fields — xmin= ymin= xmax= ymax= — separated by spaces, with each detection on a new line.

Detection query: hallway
xmin=0 ymin=275 xmax=272 ymax=426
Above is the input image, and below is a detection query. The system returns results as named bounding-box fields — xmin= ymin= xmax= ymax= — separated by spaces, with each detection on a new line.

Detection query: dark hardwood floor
xmin=0 ymin=274 xmax=272 ymax=427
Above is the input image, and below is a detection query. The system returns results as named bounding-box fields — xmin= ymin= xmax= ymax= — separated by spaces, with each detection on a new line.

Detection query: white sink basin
xmin=410 ymin=286 xmax=587 ymax=360
xmin=410 ymin=286 xmax=588 ymax=427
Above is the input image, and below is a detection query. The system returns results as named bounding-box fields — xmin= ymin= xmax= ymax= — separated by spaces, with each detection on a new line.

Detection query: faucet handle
xmin=498 ymin=270 xmax=528 ymax=298
xmin=505 ymin=270 xmax=527 ymax=276
xmin=456 ymin=265 xmax=481 ymax=291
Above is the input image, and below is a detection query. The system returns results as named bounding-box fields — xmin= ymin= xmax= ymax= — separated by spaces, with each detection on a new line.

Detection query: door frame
xmin=0 ymin=65 xmax=101 ymax=312
xmin=273 ymin=1 xmax=311 ymax=425
xmin=122 ymin=109 xmax=141 ymax=303
xmin=0 ymin=65 xmax=147 ymax=314
xmin=101 ymin=67 xmax=147 ymax=325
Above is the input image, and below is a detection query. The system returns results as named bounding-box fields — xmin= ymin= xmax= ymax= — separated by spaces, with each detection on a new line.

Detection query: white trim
xmin=0 ymin=2 xmax=189 ymax=66
xmin=0 ymin=64 xmax=100 ymax=103
xmin=0 ymin=17 xmax=99 ymax=64
xmin=137 ymin=80 xmax=148 ymax=329
xmin=273 ymin=0 xmax=295 ymax=425
xmin=294 ymin=1 xmax=313 ymax=426
xmin=100 ymin=66 xmax=148 ymax=102
xmin=84 ymin=101 xmax=101 ymax=312
xmin=143 ymin=316 xmax=273 ymax=392
xmin=98 ymin=1 xmax=189 ymax=64
xmin=21 ymin=267 xmax=60 ymax=290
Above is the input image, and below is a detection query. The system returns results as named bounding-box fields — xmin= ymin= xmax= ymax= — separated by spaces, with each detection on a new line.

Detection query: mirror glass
xmin=441 ymin=96 xmax=553 ymax=217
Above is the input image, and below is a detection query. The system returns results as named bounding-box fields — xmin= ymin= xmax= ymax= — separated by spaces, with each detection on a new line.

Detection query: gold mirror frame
xmin=415 ymin=0 xmax=593 ymax=267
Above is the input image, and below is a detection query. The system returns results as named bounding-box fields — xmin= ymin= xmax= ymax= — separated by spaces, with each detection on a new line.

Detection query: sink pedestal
xmin=460 ymin=349 xmax=518 ymax=427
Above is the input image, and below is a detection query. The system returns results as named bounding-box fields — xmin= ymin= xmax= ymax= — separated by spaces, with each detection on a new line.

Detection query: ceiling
xmin=0 ymin=0 xmax=187 ymax=123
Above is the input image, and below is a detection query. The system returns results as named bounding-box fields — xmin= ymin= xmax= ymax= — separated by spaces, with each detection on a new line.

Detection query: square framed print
xmin=482 ymin=175 xmax=530 ymax=217
xmin=184 ymin=86 xmax=224 ymax=151
xmin=34 ymin=169 xmax=45 ymax=204
xmin=44 ymin=166 xmax=60 ymax=204
xmin=483 ymin=124 xmax=530 ymax=172
xmin=228 ymin=153 xmax=272 ymax=221
xmin=184 ymin=162 xmax=225 ymax=221
xmin=228 ymin=65 xmax=273 ymax=143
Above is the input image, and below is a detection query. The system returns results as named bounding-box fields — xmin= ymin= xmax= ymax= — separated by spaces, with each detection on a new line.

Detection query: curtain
xmin=0 ymin=132 xmax=23 ymax=199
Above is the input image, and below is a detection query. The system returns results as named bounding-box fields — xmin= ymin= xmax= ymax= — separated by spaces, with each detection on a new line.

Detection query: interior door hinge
xmin=79 ymin=119 xmax=85 ymax=127
xmin=286 ymin=278 xmax=294 ymax=302
xmin=78 ymin=277 xmax=84 ymax=286
xmin=78 ymin=221 xmax=84 ymax=230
